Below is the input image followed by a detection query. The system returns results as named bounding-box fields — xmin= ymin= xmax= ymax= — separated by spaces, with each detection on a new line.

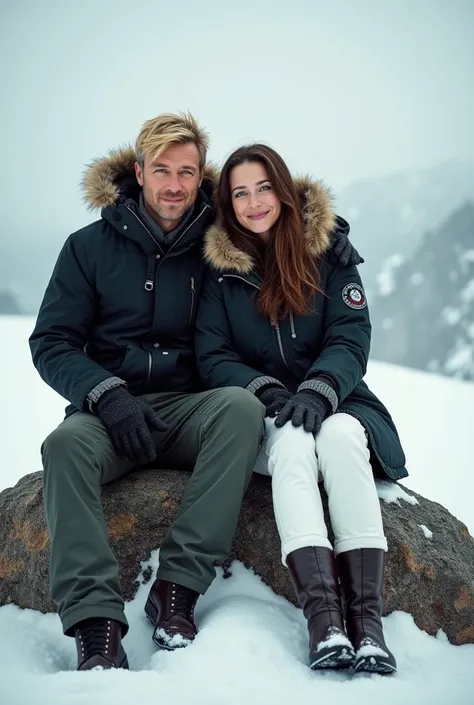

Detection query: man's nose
xmin=165 ymin=173 xmax=182 ymax=192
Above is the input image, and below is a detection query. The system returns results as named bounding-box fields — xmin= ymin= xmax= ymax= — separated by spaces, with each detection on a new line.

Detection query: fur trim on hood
xmin=203 ymin=176 xmax=336 ymax=274
xmin=81 ymin=145 xmax=220 ymax=210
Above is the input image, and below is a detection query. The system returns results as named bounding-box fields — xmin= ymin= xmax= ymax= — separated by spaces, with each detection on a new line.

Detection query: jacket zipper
xmin=126 ymin=206 xmax=162 ymax=250
xmin=188 ymin=276 xmax=195 ymax=324
xmin=146 ymin=351 xmax=152 ymax=383
xmin=273 ymin=324 xmax=290 ymax=370
xmin=221 ymin=274 xmax=291 ymax=370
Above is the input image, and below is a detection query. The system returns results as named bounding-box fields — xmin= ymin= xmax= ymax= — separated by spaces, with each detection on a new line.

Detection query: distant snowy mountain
xmin=337 ymin=160 xmax=474 ymax=297
xmin=369 ymin=202 xmax=474 ymax=380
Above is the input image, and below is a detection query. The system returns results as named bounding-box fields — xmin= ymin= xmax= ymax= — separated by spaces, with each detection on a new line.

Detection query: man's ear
xmin=135 ymin=161 xmax=144 ymax=186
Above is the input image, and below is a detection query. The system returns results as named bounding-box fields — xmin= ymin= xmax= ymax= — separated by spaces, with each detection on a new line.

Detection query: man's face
xmin=135 ymin=142 xmax=202 ymax=232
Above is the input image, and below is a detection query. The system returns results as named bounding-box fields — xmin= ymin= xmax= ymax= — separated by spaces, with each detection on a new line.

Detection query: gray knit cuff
xmin=298 ymin=379 xmax=339 ymax=414
xmin=86 ymin=376 xmax=127 ymax=412
xmin=246 ymin=375 xmax=286 ymax=396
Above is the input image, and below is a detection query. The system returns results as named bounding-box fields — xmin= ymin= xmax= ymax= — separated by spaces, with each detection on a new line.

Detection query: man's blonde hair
xmin=135 ymin=111 xmax=209 ymax=170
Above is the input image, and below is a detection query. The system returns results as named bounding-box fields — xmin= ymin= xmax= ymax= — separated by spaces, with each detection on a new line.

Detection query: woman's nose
xmin=248 ymin=194 xmax=261 ymax=208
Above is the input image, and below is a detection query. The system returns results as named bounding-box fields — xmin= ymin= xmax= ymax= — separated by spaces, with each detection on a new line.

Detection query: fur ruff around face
xmin=80 ymin=145 xmax=220 ymax=210
xmin=203 ymin=176 xmax=336 ymax=274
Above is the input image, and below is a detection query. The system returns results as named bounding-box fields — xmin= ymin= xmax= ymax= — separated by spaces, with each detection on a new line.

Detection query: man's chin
xmin=156 ymin=208 xmax=186 ymax=223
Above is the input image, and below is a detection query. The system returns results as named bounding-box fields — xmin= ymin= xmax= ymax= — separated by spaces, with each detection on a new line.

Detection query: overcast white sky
xmin=1 ymin=0 xmax=473 ymax=240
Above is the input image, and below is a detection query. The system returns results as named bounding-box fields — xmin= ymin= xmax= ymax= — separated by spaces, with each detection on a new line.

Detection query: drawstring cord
xmin=289 ymin=312 xmax=296 ymax=339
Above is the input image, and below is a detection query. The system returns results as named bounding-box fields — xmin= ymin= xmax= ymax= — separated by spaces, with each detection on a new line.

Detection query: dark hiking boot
xmin=74 ymin=617 xmax=129 ymax=671
xmin=287 ymin=547 xmax=355 ymax=670
xmin=337 ymin=548 xmax=397 ymax=675
xmin=145 ymin=578 xmax=199 ymax=650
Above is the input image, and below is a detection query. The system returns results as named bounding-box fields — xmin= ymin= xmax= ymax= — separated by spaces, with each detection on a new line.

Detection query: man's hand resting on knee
xmin=95 ymin=386 xmax=168 ymax=465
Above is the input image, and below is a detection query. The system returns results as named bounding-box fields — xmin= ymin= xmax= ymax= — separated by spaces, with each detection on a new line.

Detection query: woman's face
xmin=229 ymin=161 xmax=282 ymax=242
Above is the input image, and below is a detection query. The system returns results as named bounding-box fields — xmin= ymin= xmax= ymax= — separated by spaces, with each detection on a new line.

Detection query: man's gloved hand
xmin=274 ymin=390 xmax=330 ymax=434
xmin=330 ymin=219 xmax=364 ymax=267
xmin=95 ymin=386 xmax=168 ymax=465
xmin=257 ymin=385 xmax=292 ymax=417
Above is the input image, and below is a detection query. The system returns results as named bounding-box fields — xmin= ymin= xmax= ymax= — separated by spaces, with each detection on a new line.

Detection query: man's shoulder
xmin=66 ymin=218 xmax=115 ymax=252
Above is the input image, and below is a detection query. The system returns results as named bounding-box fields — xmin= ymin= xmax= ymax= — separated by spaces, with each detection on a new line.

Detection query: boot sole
xmin=144 ymin=596 xmax=193 ymax=651
xmin=78 ymin=654 xmax=129 ymax=671
xmin=310 ymin=646 xmax=355 ymax=670
xmin=355 ymin=656 xmax=396 ymax=675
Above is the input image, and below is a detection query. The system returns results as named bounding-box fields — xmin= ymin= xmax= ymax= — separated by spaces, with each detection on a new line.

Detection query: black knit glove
xmin=274 ymin=390 xmax=331 ymax=434
xmin=95 ymin=386 xmax=168 ymax=465
xmin=330 ymin=223 xmax=364 ymax=266
xmin=257 ymin=385 xmax=292 ymax=418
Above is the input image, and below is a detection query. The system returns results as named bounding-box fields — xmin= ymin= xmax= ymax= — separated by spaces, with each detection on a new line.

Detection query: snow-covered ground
xmin=1 ymin=315 xmax=474 ymax=705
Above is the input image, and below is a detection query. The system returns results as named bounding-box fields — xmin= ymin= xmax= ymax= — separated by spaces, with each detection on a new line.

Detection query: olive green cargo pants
xmin=41 ymin=387 xmax=265 ymax=636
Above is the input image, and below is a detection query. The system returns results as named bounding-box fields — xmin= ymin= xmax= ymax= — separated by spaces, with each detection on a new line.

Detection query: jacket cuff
xmin=86 ymin=376 xmax=127 ymax=412
xmin=298 ymin=379 xmax=339 ymax=414
xmin=246 ymin=375 xmax=286 ymax=396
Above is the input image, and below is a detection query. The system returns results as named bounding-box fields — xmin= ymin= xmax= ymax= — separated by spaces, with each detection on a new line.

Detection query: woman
xmin=195 ymin=144 xmax=407 ymax=674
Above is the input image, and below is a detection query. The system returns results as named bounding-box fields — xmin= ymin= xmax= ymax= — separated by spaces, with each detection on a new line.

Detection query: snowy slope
xmin=1 ymin=316 xmax=473 ymax=705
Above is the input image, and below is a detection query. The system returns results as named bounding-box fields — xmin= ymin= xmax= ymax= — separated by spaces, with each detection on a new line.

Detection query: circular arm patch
xmin=342 ymin=283 xmax=367 ymax=309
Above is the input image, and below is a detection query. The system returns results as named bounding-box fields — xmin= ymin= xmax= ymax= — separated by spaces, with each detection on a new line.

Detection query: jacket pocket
xmin=151 ymin=348 xmax=198 ymax=392
xmin=114 ymin=344 xmax=149 ymax=391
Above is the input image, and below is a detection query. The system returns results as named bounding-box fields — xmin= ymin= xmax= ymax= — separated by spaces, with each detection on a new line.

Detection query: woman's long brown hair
xmin=217 ymin=144 xmax=322 ymax=324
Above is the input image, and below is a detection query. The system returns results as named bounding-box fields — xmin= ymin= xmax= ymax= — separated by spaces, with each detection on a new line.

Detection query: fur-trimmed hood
xmin=203 ymin=177 xmax=338 ymax=274
xmin=80 ymin=145 xmax=220 ymax=211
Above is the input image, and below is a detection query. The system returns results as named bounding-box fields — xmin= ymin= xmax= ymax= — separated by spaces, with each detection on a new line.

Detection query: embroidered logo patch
xmin=342 ymin=283 xmax=367 ymax=310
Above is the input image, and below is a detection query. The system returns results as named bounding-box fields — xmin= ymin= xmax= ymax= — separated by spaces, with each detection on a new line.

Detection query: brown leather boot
xmin=337 ymin=548 xmax=397 ymax=674
xmin=74 ymin=618 xmax=128 ymax=671
xmin=145 ymin=578 xmax=199 ymax=650
xmin=287 ymin=547 xmax=355 ymax=670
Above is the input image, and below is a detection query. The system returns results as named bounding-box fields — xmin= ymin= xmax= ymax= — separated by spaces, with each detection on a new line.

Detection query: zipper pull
xmin=190 ymin=276 xmax=195 ymax=292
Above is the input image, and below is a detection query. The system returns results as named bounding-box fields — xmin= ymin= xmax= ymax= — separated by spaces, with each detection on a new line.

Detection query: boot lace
xmin=77 ymin=618 xmax=112 ymax=659
xmin=170 ymin=584 xmax=196 ymax=618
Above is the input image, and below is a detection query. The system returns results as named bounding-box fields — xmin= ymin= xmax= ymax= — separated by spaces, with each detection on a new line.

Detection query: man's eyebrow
xmin=231 ymin=179 xmax=270 ymax=193
xmin=151 ymin=162 xmax=197 ymax=172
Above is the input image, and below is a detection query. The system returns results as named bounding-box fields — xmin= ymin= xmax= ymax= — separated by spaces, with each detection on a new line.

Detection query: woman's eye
xmin=260 ymin=184 xmax=272 ymax=191
xmin=234 ymin=191 xmax=246 ymax=199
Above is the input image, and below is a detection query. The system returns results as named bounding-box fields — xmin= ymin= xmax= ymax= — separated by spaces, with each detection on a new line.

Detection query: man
xmin=29 ymin=112 xmax=361 ymax=671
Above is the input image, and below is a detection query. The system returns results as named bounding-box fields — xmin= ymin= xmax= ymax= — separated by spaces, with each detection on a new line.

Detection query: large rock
xmin=1 ymin=470 xmax=473 ymax=645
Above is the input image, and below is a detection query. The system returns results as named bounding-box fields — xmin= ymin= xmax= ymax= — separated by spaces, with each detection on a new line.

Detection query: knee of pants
xmin=207 ymin=386 xmax=265 ymax=432
xmin=41 ymin=423 xmax=98 ymax=480
xmin=315 ymin=413 xmax=369 ymax=466
xmin=268 ymin=422 xmax=317 ymax=468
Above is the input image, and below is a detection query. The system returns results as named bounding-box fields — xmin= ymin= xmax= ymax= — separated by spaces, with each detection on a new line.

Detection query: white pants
xmin=253 ymin=412 xmax=388 ymax=566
